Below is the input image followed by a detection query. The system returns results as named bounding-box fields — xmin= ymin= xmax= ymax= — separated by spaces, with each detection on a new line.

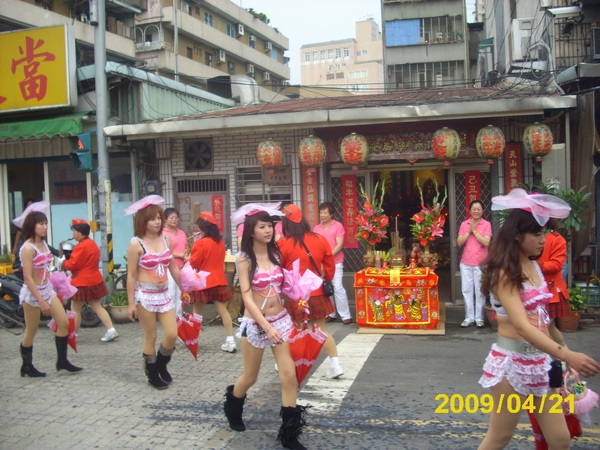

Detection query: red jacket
xmin=63 ymin=238 xmax=104 ymax=287
xmin=278 ymin=233 xmax=335 ymax=297
xmin=189 ymin=237 xmax=228 ymax=289
xmin=538 ymin=231 xmax=569 ymax=303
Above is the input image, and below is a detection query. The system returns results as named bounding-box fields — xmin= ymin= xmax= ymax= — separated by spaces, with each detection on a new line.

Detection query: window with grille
xmin=226 ymin=24 xmax=235 ymax=38
xmin=177 ymin=178 xmax=227 ymax=193
xmin=204 ymin=12 xmax=213 ymax=26
xmin=235 ymin=167 xmax=291 ymax=207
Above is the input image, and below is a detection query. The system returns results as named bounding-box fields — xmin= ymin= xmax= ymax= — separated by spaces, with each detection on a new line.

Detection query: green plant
xmin=567 ymin=286 xmax=589 ymax=311
xmin=109 ymin=290 xmax=129 ymax=307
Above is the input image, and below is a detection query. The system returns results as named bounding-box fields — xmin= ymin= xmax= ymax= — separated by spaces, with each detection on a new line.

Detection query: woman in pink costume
xmin=478 ymin=189 xmax=600 ymax=449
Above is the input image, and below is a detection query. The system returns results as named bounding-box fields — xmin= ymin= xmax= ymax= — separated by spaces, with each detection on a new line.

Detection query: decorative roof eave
xmin=104 ymin=95 xmax=577 ymax=141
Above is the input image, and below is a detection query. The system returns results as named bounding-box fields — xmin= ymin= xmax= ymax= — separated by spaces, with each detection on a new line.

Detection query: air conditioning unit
xmin=265 ymin=41 xmax=272 ymax=52
xmin=237 ymin=24 xmax=245 ymax=36
xmin=511 ymin=18 xmax=533 ymax=60
xmin=264 ymin=72 xmax=270 ymax=81
xmin=216 ymin=49 xmax=226 ymax=63
xmin=249 ymin=35 xmax=256 ymax=42
xmin=246 ymin=64 xmax=255 ymax=74
xmin=592 ymin=28 xmax=600 ymax=60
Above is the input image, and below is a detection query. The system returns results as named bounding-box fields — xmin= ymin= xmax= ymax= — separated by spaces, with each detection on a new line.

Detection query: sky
xmin=236 ymin=1 xmax=477 ymax=85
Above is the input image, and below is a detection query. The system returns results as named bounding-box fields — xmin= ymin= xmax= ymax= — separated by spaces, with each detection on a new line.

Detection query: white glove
xmin=56 ymin=256 xmax=66 ymax=270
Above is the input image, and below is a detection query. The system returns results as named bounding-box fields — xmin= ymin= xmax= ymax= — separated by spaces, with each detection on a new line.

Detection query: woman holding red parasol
xmin=224 ymin=203 xmax=308 ymax=450
xmin=125 ymin=195 xmax=183 ymax=390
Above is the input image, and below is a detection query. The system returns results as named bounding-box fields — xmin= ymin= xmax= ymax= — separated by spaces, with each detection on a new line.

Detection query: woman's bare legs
xmin=272 ymin=342 xmax=297 ymax=406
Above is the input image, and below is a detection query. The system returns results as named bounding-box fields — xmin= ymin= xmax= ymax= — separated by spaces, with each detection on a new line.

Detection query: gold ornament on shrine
xmin=298 ymin=135 xmax=326 ymax=173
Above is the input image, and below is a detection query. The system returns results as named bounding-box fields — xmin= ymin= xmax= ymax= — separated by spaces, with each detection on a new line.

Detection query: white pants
xmin=328 ymin=262 xmax=352 ymax=321
xmin=460 ymin=263 xmax=485 ymax=323
xmin=167 ymin=271 xmax=182 ymax=317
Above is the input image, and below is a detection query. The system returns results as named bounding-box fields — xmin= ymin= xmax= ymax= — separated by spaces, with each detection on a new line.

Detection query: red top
xmin=278 ymin=233 xmax=335 ymax=297
xmin=63 ymin=238 xmax=104 ymax=287
xmin=538 ymin=231 xmax=569 ymax=303
xmin=189 ymin=237 xmax=228 ymax=290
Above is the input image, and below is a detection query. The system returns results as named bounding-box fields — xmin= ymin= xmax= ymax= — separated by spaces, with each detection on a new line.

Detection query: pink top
xmin=20 ymin=241 xmax=52 ymax=283
xmin=251 ymin=266 xmax=283 ymax=298
xmin=459 ymin=218 xmax=492 ymax=266
xmin=314 ymin=220 xmax=344 ymax=264
xmin=163 ymin=227 xmax=186 ymax=268
xmin=134 ymin=236 xmax=172 ymax=277
xmin=492 ymin=261 xmax=552 ymax=329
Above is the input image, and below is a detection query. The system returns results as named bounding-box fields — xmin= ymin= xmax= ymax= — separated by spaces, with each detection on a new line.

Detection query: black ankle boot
xmin=156 ymin=345 xmax=174 ymax=383
xmin=20 ymin=344 xmax=46 ymax=377
xmin=55 ymin=336 xmax=82 ymax=373
xmin=143 ymin=354 xmax=168 ymax=390
xmin=278 ymin=405 xmax=309 ymax=450
xmin=224 ymin=384 xmax=246 ymax=431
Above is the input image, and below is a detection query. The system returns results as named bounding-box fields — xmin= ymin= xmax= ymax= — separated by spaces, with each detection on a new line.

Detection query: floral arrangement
xmin=356 ymin=182 xmax=389 ymax=246
xmin=410 ymin=178 xmax=448 ymax=247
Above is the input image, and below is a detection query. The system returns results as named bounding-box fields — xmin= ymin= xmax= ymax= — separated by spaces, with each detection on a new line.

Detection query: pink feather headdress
xmin=231 ymin=202 xmax=284 ymax=226
xmin=491 ymin=188 xmax=571 ymax=226
xmin=12 ymin=200 xmax=50 ymax=228
xmin=124 ymin=195 xmax=164 ymax=215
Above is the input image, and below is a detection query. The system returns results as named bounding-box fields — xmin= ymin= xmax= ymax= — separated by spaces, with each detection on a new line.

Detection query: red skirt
xmin=285 ymin=294 xmax=335 ymax=322
xmin=71 ymin=282 xmax=109 ymax=302
xmin=548 ymin=292 xmax=571 ymax=318
xmin=189 ymin=285 xmax=232 ymax=304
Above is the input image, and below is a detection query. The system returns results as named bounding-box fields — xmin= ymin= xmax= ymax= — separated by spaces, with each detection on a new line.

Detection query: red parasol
xmin=287 ymin=321 xmax=328 ymax=388
xmin=48 ymin=310 xmax=77 ymax=352
xmin=176 ymin=313 xmax=203 ymax=360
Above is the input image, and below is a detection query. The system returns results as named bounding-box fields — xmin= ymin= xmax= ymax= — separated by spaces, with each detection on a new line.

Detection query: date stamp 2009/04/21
xmin=435 ymin=393 xmax=574 ymax=414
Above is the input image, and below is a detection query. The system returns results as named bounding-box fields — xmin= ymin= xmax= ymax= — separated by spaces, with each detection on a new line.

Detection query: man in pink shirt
xmin=457 ymin=200 xmax=492 ymax=328
xmin=314 ymin=202 xmax=352 ymax=324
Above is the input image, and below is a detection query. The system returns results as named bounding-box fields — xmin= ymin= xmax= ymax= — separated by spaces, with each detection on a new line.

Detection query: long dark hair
xmin=21 ymin=212 xmax=47 ymax=241
xmin=281 ymin=216 xmax=315 ymax=245
xmin=241 ymin=211 xmax=281 ymax=283
xmin=196 ymin=217 xmax=222 ymax=243
xmin=481 ymin=208 xmax=544 ymax=297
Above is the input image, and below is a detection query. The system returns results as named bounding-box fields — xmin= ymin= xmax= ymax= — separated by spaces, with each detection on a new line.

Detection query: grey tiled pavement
xmin=0 ymin=310 xmax=288 ymax=449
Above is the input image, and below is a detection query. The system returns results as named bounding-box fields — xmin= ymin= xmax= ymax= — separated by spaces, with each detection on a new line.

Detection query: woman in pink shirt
xmin=163 ymin=208 xmax=187 ymax=316
xmin=457 ymin=200 xmax=492 ymax=328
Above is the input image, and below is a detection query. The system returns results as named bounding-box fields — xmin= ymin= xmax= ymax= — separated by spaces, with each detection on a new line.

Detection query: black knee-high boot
xmin=143 ymin=354 xmax=168 ymax=390
xmin=20 ymin=344 xmax=46 ymax=377
xmin=55 ymin=336 xmax=82 ymax=372
xmin=224 ymin=384 xmax=246 ymax=431
xmin=277 ymin=405 xmax=309 ymax=450
xmin=156 ymin=345 xmax=174 ymax=383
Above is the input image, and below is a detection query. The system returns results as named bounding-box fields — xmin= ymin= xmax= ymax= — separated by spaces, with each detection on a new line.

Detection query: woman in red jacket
xmin=537 ymin=217 xmax=569 ymax=346
xmin=63 ymin=218 xmax=118 ymax=342
xmin=189 ymin=212 xmax=236 ymax=353
xmin=278 ymin=204 xmax=344 ymax=379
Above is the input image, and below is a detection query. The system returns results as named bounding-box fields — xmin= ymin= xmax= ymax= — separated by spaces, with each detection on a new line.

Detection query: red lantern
xmin=298 ymin=135 xmax=326 ymax=173
xmin=523 ymin=123 xmax=553 ymax=162
xmin=432 ymin=127 xmax=460 ymax=166
xmin=257 ymin=139 xmax=282 ymax=174
xmin=340 ymin=133 xmax=368 ymax=170
xmin=476 ymin=125 xmax=506 ymax=164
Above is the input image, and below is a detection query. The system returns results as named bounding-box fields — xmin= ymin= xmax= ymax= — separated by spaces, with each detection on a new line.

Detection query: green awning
xmin=478 ymin=37 xmax=494 ymax=50
xmin=0 ymin=111 xmax=94 ymax=141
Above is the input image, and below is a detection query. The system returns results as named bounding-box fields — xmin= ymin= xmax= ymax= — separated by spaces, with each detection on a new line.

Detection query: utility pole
xmin=90 ymin=0 xmax=113 ymax=278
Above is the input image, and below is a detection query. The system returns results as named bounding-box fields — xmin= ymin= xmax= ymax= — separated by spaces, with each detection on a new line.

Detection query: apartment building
xmin=382 ymin=0 xmax=470 ymax=90
xmin=135 ymin=0 xmax=290 ymax=101
xmin=300 ymin=19 xmax=384 ymax=95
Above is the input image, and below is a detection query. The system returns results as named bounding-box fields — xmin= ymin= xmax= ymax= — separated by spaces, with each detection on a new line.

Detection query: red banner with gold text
xmin=342 ymin=174 xmax=358 ymax=249
xmin=211 ymin=195 xmax=224 ymax=232
xmin=464 ymin=170 xmax=481 ymax=219
xmin=301 ymin=167 xmax=319 ymax=228
xmin=504 ymin=143 xmax=523 ymax=193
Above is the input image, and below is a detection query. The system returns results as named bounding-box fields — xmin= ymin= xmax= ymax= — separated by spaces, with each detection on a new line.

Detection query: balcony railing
xmin=135 ymin=41 xmax=173 ymax=52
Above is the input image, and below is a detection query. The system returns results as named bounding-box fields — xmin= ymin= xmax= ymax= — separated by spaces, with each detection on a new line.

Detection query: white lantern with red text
xmin=523 ymin=122 xmax=553 ymax=162
xmin=432 ymin=127 xmax=460 ymax=166
xmin=340 ymin=133 xmax=368 ymax=170
xmin=298 ymin=135 xmax=326 ymax=173
xmin=476 ymin=125 xmax=506 ymax=164
xmin=257 ymin=139 xmax=282 ymax=174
